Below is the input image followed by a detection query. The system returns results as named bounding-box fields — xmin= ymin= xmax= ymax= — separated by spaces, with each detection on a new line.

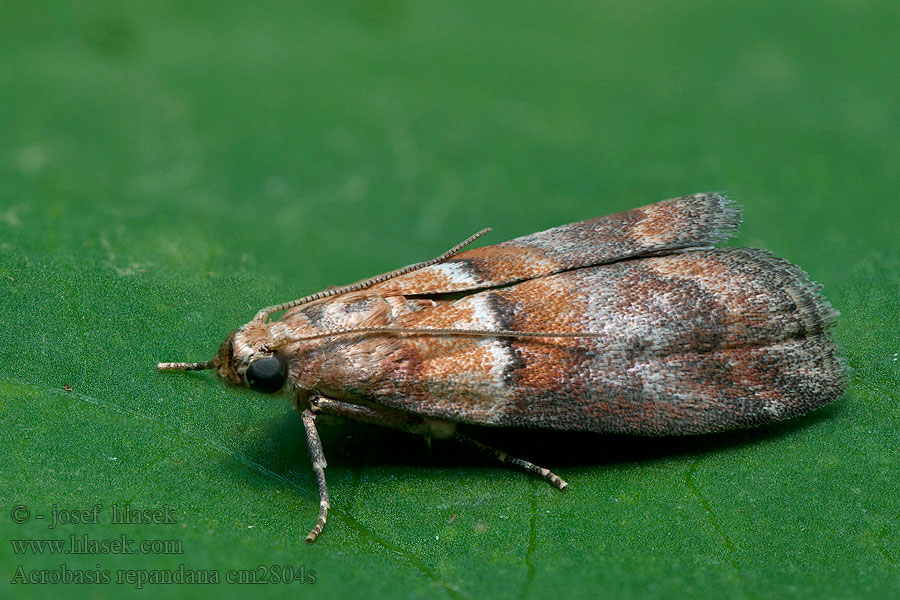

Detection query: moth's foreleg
xmin=300 ymin=408 xmax=330 ymax=543
xmin=454 ymin=433 xmax=568 ymax=491
xmin=300 ymin=394 xmax=441 ymax=543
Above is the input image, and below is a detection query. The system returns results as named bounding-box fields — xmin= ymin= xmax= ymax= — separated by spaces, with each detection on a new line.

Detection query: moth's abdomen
xmin=369 ymin=247 xmax=846 ymax=435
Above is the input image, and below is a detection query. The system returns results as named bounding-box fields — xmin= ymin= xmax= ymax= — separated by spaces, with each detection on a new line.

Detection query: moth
xmin=158 ymin=193 xmax=846 ymax=542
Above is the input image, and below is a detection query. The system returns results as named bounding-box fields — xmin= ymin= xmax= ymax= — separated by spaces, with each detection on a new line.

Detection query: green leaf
xmin=2 ymin=1 xmax=898 ymax=598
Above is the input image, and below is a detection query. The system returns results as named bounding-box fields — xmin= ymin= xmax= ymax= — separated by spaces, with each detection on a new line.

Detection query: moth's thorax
xmin=216 ymin=292 xmax=433 ymax=392
xmin=276 ymin=292 xmax=431 ymax=392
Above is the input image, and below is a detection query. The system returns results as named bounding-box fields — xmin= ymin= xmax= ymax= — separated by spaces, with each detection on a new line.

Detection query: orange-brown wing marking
xmin=351 ymin=248 xmax=845 ymax=435
xmin=366 ymin=192 xmax=740 ymax=296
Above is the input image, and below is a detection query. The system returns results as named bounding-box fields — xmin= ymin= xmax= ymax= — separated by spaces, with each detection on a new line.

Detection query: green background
xmin=2 ymin=1 xmax=898 ymax=598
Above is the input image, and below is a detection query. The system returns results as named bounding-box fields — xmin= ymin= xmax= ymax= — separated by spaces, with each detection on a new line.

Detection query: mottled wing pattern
xmin=355 ymin=248 xmax=845 ymax=435
xmin=366 ymin=193 xmax=740 ymax=296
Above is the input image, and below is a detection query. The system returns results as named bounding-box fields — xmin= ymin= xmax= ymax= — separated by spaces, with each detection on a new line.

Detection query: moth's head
xmin=158 ymin=321 xmax=289 ymax=395
xmin=216 ymin=322 xmax=289 ymax=394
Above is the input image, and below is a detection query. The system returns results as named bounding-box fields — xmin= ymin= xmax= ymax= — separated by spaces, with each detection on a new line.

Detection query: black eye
xmin=245 ymin=356 xmax=287 ymax=394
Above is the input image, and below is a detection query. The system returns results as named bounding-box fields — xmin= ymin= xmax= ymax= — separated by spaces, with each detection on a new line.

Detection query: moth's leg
xmin=311 ymin=396 xmax=567 ymax=489
xmin=303 ymin=395 xmax=565 ymax=541
xmin=453 ymin=432 xmax=569 ymax=490
xmin=300 ymin=408 xmax=330 ymax=543
xmin=309 ymin=395 xmax=438 ymax=434
xmin=299 ymin=394 xmax=437 ymax=543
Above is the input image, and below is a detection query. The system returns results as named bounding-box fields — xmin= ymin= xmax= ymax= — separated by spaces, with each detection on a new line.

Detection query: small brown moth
xmin=158 ymin=193 xmax=845 ymax=542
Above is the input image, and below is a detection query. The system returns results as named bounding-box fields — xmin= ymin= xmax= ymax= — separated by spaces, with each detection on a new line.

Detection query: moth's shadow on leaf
xmin=235 ymin=400 xmax=845 ymax=482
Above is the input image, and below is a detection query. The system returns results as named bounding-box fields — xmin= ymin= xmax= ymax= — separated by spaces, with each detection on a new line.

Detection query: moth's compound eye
xmin=245 ymin=355 xmax=287 ymax=394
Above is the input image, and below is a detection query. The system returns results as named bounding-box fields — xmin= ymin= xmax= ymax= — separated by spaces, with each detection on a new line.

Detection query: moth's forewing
xmin=345 ymin=248 xmax=845 ymax=435
xmin=367 ymin=192 xmax=740 ymax=296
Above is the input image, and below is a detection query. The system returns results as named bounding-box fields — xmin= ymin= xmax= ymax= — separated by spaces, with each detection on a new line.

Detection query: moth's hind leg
xmin=453 ymin=433 xmax=568 ymax=490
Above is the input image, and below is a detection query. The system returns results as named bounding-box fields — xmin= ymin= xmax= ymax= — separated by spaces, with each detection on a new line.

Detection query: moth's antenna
xmin=253 ymin=228 xmax=492 ymax=323
xmin=157 ymin=360 xmax=216 ymax=371
xmin=270 ymin=326 xmax=606 ymax=348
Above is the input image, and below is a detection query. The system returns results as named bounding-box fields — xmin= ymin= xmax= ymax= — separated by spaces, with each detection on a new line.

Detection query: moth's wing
xmin=356 ymin=248 xmax=846 ymax=435
xmin=367 ymin=192 xmax=740 ymax=296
